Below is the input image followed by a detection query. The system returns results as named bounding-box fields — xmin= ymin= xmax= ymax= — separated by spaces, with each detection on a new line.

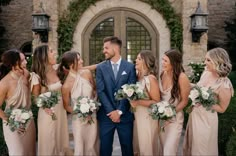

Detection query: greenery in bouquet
xmin=226 ymin=127 xmax=236 ymax=156
xmin=188 ymin=62 xmax=205 ymax=83
xmin=115 ymin=82 xmax=147 ymax=101
xmin=188 ymin=85 xmax=218 ymax=113
xmin=148 ymin=101 xmax=176 ymax=131
xmin=73 ymin=96 xmax=101 ymax=124
xmin=35 ymin=91 xmax=60 ymax=120
xmin=115 ymin=82 xmax=147 ymax=112
xmin=4 ymin=106 xmax=33 ymax=132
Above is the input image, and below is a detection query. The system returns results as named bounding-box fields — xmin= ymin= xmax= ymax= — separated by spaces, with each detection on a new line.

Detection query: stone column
xmin=32 ymin=0 xmax=59 ymax=51
xmin=181 ymin=0 xmax=208 ymax=69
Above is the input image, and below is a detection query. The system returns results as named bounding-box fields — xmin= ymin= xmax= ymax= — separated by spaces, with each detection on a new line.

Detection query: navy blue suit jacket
xmin=96 ymin=59 xmax=137 ymax=123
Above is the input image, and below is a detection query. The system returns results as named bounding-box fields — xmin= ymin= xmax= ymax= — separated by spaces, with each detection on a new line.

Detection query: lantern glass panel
xmin=195 ymin=16 xmax=203 ymax=27
xmin=33 ymin=15 xmax=49 ymax=29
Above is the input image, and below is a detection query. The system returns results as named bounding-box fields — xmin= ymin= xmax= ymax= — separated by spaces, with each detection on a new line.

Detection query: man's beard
xmin=105 ymin=53 xmax=115 ymax=60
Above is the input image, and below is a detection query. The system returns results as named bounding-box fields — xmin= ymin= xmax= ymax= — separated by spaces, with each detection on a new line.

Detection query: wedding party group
xmin=0 ymin=36 xmax=234 ymax=156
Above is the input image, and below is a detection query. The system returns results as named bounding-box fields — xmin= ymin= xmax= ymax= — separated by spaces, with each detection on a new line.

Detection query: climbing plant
xmin=58 ymin=0 xmax=183 ymax=55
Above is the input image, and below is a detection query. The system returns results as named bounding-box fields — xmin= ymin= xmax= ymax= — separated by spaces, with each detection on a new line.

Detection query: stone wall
xmin=32 ymin=0 xmax=59 ymax=50
xmin=208 ymin=0 xmax=236 ymax=47
xmin=0 ymin=0 xmax=32 ymax=52
xmin=182 ymin=0 xmax=208 ymax=69
xmin=169 ymin=0 xmax=182 ymax=16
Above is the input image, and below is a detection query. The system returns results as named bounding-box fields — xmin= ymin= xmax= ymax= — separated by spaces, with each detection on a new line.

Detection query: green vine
xmin=58 ymin=0 xmax=183 ymax=55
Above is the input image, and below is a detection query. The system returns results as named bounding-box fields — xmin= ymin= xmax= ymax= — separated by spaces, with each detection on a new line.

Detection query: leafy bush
xmin=187 ymin=62 xmax=205 ymax=83
xmin=218 ymin=71 xmax=236 ymax=155
xmin=224 ymin=3 xmax=236 ymax=71
xmin=226 ymin=128 xmax=236 ymax=156
xmin=218 ymin=94 xmax=236 ymax=156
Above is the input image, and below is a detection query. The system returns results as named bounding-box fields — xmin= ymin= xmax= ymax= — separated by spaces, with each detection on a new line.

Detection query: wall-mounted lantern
xmin=32 ymin=3 xmax=50 ymax=43
xmin=190 ymin=1 xmax=208 ymax=42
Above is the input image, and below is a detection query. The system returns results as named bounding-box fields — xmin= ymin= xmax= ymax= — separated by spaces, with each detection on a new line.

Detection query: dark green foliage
xmin=140 ymin=0 xmax=183 ymax=51
xmin=224 ymin=3 xmax=236 ymax=71
xmin=218 ymin=94 xmax=236 ymax=156
xmin=226 ymin=128 xmax=236 ymax=156
xmin=57 ymin=0 xmax=183 ymax=56
xmin=26 ymin=55 xmax=32 ymax=72
xmin=58 ymin=0 xmax=98 ymax=55
xmin=188 ymin=62 xmax=205 ymax=83
xmin=218 ymin=71 xmax=236 ymax=156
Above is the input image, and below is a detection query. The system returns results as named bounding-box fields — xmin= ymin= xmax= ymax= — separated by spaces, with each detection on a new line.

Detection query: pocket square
xmin=121 ymin=71 xmax=127 ymax=75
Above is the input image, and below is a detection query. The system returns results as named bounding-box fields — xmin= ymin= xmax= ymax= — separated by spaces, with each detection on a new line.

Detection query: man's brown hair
xmin=103 ymin=36 xmax=122 ymax=48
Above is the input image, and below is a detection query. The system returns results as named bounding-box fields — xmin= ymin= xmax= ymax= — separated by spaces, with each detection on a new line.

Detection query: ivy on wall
xmin=57 ymin=0 xmax=183 ymax=55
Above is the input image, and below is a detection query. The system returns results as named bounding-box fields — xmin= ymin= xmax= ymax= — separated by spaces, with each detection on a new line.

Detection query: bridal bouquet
xmin=4 ymin=107 xmax=33 ymax=132
xmin=115 ymin=82 xmax=147 ymax=101
xmin=188 ymin=85 xmax=217 ymax=112
xmin=73 ymin=96 xmax=101 ymax=124
xmin=148 ymin=101 xmax=176 ymax=120
xmin=148 ymin=101 xmax=176 ymax=131
xmin=36 ymin=91 xmax=60 ymax=120
xmin=115 ymin=83 xmax=147 ymax=112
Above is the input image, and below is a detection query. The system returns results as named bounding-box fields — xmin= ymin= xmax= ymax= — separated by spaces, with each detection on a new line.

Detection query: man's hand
xmin=107 ymin=110 xmax=121 ymax=123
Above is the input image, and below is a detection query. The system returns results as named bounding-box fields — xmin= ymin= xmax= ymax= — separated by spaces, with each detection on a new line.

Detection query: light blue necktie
xmin=113 ymin=63 xmax=118 ymax=79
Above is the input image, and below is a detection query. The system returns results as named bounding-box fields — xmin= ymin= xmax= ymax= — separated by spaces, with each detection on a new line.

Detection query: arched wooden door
xmin=83 ymin=8 xmax=158 ymax=65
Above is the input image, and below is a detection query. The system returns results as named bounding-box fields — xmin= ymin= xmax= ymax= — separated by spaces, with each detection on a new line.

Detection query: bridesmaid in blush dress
xmin=0 ymin=49 xmax=36 ymax=155
xmin=31 ymin=45 xmax=69 ymax=155
xmin=183 ymin=48 xmax=234 ymax=155
xmin=159 ymin=49 xmax=190 ymax=155
xmin=130 ymin=50 xmax=161 ymax=156
xmin=58 ymin=51 xmax=99 ymax=156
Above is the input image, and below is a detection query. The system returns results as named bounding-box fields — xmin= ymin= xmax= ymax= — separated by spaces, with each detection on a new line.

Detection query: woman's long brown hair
xmin=162 ymin=49 xmax=184 ymax=104
xmin=31 ymin=45 xmax=49 ymax=87
xmin=0 ymin=49 xmax=22 ymax=80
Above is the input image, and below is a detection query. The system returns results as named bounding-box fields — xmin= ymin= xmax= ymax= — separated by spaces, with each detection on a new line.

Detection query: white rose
xmin=121 ymin=84 xmax=128 ymax=89
xmin=189 ymin=89 xmax=199 ymax=101
xmin=158 ymin=106 xmax=165 ymax=113
xmin=50 ymin=107 xmax=55 ymax=113
xmin=136 ymin=88 xmax=143 ymax=94
xmin=89 ymin=103 xmax=97 ymax=112
xmin=12 ymin=109 xmax=21 ymax=116
xmin=80 ymin=97 xmax=88 ymax=104
xmin=152 ymin=106 xmax=157 ymax=113
xmin=156 ymin=102 xmax=162 ymax=107
xmin=201 ymin=90 xmax=209 ymax=99
xmin=14 ymin=114 xmax=22 ymax=122
xmin=201 ymin=87 xmax=208 ymax=92
xmin=80 ymin=103 xmax=90 ymax=113
xmin=125 ymin=88 xmax=134 ymax=97
xmin=136 ymin=83 xmax=144 ymax=93
xmin=36 ymin=98 xmax=43 ymax=107
xmin=162 ymin=101 xmax=169 ymax=107
xmin=40 ymin=92 xmax=51 ymax=98
xmin=165 ymin=107 xmax=174 ymax=117
xmin=21 ymin=112 xmax=31 ymax=120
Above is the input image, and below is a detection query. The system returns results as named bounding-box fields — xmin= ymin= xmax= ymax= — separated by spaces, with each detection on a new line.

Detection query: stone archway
xmin=72 ymin=0 xmax=170 ymax=65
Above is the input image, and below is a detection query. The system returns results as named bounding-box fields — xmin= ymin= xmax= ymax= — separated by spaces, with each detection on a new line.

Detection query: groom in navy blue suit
xmin=96 ymin=36 xmax=136 ymax=156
